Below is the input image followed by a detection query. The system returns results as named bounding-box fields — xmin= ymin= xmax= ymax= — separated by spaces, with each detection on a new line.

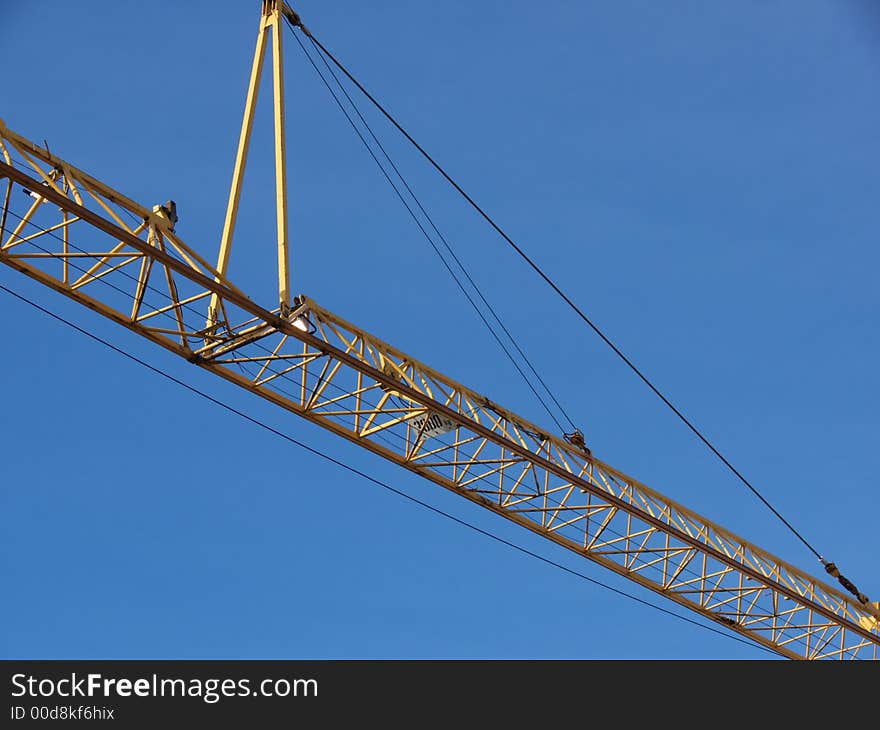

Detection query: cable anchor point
xmin=564 ymin=428 xmax=591 ymax=457
xmin=822 ymin=560 xmax=874 ymax=609
xmin=281 ymin=3 xmax=309 ymax=34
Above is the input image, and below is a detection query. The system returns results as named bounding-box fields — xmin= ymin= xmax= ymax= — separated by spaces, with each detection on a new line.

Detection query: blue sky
xmin=1 ymin=1 xmax=878 ymax=659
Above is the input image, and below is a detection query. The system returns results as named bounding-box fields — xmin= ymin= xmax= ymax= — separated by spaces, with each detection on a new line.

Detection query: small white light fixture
xmin=290 ymin=314 xmax=312 ymax=333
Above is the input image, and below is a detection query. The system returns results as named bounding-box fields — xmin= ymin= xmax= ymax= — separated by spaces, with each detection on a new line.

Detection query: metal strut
xmin=207 ymin=0 xmax=292 ymax=334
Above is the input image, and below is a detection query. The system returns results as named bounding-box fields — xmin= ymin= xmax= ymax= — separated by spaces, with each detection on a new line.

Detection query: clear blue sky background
xmin=1 ymin=1 xmax=878 ymax=659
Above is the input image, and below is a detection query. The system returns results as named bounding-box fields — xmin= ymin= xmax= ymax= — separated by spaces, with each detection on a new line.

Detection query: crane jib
xmin=0 ymin=138 xmax=877 ymax=659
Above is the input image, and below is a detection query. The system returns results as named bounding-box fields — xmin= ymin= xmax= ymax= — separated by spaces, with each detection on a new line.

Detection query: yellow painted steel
xmin=0 ymin=1 xmax=877 ymax=659
xmin=208 ymin=12 xmax=269 ymax=330
xmin=208 ymin=0 xmax=290 ymax=330
xmin=270 ymin=4 xmax=291 ymax=315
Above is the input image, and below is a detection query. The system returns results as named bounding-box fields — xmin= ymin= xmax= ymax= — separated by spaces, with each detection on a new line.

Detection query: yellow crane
xmin=1 ymin=1 xmax=877 ymax=660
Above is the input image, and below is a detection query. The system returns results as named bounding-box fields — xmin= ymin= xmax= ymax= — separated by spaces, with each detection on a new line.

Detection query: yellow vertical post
xmin=208 ymin=0 xmax=292 ymax=329
xmin=270 ymin=5 xmax=291 ymax=316
xmin=207 ymin=7 xmax=270 ymax=329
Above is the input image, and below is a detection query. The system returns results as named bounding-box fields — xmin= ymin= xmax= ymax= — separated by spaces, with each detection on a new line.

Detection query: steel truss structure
xmin=1 ymin=2 xmax=878 ymax=661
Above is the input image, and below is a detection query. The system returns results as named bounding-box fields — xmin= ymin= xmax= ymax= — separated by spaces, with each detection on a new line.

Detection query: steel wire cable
xmin=287 ymin=25 xmax=571 ymax=434
xmin=294 ymin=21 xmax=577 ymax=434
xmin=283 ymin=21 xmax=847 ymax=573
